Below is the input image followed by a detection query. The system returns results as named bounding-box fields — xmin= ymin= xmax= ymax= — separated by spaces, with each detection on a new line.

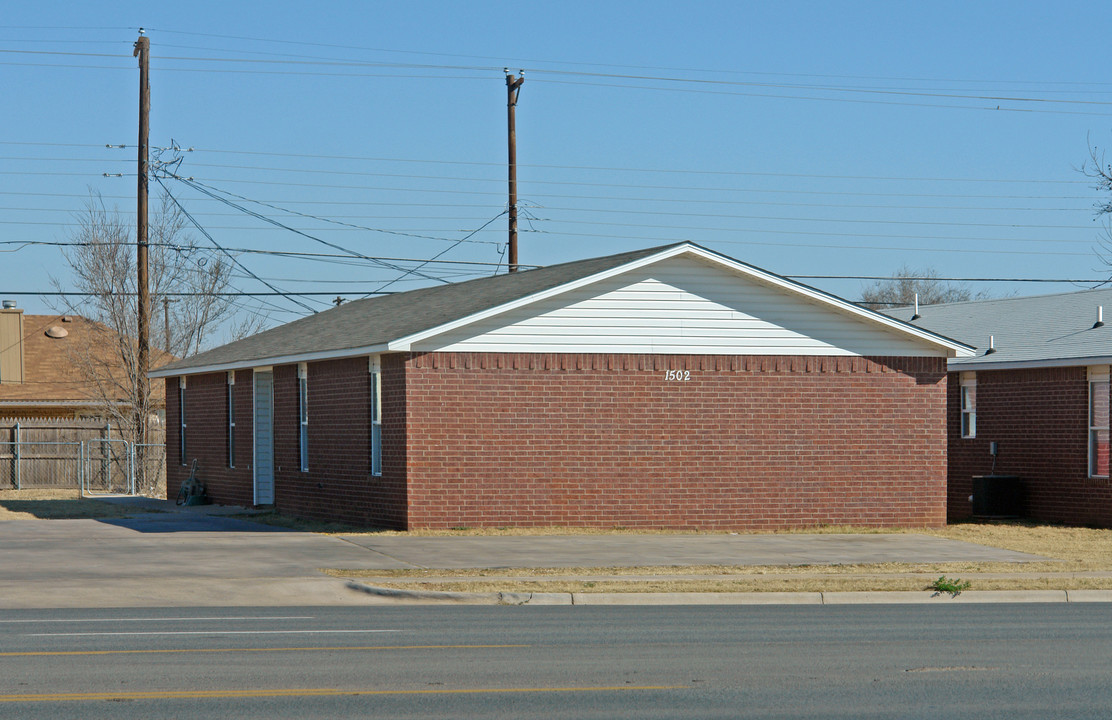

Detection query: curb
xmin=346 ymin=582 xmax=1112 ymax=606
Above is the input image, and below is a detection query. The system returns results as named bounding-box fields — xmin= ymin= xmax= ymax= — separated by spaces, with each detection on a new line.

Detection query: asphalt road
xmin=1 ymin=604 xmax=1110 ymax=719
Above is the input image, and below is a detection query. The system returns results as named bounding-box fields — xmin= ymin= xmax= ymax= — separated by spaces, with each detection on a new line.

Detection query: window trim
xmin=959 ymin=372 xmax=976 ymax=439
xmin=1089 ymin=366 xmax=1109 ymax=479
xmin=227 ymin=371 xmax=236 ymax=469
xmin=370 ymin=355 xmax=382 ymax=477
xmin=178 ymin=376 xmax=187 ymax=466
xmin=298 ymin=363 xmax=309 ymax=473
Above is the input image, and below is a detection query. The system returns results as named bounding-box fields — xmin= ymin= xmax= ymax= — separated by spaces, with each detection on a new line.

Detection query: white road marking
xmin=0 ymin=616 xmax=315 ymax=624
xmin=26 ymin=629 xmax=402 ymax=637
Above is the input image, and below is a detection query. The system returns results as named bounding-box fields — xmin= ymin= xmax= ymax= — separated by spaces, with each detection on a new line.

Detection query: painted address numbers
xmin=663 ymin=369 xmax=691 ymax=382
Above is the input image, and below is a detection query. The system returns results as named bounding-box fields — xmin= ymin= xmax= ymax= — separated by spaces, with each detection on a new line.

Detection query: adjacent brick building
xmin=152 ymin=243 xmax=971 ymax=530
xmin=890 ymin=289 xmax=1112 ymax=527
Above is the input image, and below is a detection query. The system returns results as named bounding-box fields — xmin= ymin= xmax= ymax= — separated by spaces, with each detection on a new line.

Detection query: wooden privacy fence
xmin=0 ymin=418 xmax=166 ymax=496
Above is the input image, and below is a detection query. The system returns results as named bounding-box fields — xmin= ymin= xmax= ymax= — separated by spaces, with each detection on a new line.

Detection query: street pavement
xmin=1 ymin=496 xmax=1102 ymax=608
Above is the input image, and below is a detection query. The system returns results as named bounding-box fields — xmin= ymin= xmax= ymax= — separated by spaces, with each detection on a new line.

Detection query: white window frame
xmin=178 ymin=376 xmax=187 ymax=466
xmin=959 ymin=372 xmax=976 ymax=439
xmin=298 ymin=363 xmax=309 ymax=473
xmin=1089 ymin=366 xmax=1109 ymax=479
xmin=370 ymin=355 xmax=382 ymax=476
xmin=227 ymin=371 xmax=236 ymax=469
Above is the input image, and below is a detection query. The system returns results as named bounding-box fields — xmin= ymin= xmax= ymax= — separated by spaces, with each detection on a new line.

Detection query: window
xmin=1090 ymin=367 xmax=1109 ymax=478
xmin=960 ymin=372 xmax=976 ymax=439
xmin=178 ymin=377 xmax=187 ymax=465
xmin=370 ymin=356 xmax=382 ymax=476
xmin=227 ymin=372 xmax=236 ymax=468
xmin=298 ymin=364 xmax=308 ymax=472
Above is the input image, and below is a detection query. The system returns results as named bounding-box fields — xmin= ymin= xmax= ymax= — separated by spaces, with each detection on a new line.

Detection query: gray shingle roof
xmin=886 ymin=288 xmax=1112 ymax=368
xmin=153 ymin=244 xmax=676 ymax=375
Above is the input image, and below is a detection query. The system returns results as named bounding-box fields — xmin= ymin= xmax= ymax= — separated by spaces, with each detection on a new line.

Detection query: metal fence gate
xmin=83 ymin=439 xmax=132 ymax=495
xmin=132 ymin=443 xmax=167 ymax=498
xmin=0 ymin=440 xmax=166 ymax=497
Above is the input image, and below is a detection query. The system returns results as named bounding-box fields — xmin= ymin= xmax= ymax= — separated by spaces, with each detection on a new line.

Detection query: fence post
xmin=13 ymin=422 xmax=19 ymax=490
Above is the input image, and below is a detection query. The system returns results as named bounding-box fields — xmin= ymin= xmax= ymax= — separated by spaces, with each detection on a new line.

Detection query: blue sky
xmin=4 ymin=1 xmax=1112 ymax=338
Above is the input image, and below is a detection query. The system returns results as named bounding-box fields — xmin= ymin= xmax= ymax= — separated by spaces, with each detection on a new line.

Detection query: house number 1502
xmin=664 ymin=370 xmax=691 ymax=381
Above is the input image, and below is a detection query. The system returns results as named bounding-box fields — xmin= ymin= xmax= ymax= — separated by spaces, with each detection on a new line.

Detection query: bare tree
xmin=1083 ymin=141 xmax=1112 ymax=267
xmin=49 ymin=191 xmax=266 ymax=460
xmin=1084 ymin=141 xmax=1112 ymax=216
xmin=859 ymin=265 xmax=980 ymax=310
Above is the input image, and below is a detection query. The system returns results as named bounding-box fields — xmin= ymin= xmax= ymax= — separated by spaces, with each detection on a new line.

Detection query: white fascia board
xmin=390 ymin=243 xmax=975 ymax=357
xmin=947 ymin=355 xmax=1112 ymax=372
xmin=148 ymin=343 xmax=391 ymax=379
xmin=386 ymin=245 xmax=699 ymax=350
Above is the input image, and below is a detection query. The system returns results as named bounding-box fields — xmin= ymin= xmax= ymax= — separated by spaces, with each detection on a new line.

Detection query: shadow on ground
xmin=0 ymin=498 xmax=134 ymax=520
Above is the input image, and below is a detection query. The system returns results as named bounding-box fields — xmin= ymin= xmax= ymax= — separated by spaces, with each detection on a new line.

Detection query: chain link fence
xmin=0 ymin=439 xmax=166 ymax=497
xmin=0 ymin=441 xmax=83 ymax=490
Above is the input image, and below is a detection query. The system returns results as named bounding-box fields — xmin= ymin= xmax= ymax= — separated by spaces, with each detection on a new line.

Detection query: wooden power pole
xmin=506 ymin=71 xmax=524 ymax=273
xmin=134 ymin=31 xmax=151 ymax=444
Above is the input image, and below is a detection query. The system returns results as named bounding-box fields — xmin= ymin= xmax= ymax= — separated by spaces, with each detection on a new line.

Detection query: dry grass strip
xmin=325 ymin=521 xmax=1112 ymax=594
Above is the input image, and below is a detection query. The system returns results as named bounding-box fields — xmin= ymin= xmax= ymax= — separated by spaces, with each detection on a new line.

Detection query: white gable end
xmin=412 ymin=255 xmax=947 ymax=357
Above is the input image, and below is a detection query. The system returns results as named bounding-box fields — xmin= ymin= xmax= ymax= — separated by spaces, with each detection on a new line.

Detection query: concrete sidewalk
xmin=0 ymin=497 xmax=1096 ymax=608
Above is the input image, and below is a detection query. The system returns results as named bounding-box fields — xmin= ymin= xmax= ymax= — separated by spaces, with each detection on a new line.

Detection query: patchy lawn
xmin=324 ymin=521 xmax=1112 ymax=594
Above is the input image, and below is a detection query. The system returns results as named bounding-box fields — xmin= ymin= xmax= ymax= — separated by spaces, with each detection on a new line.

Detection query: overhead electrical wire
xmin=523 ymin=229 xmax=1094 ymax=257
xmin=369 ymin=209 xmax=507 ymax=296
xmin=134 ymin=26 xmax=1112 ymax=91
xmin=8 ymin=46 xmax=1110 ymax=109
xmin=153 ymin=175 xmax=318 ymax=314
xmin=175 ymin=174 xmax=502 ymax=246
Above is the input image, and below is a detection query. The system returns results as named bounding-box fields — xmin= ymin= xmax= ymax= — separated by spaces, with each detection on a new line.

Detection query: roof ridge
xmin=919 ymin=285 xmax=1112 ymax=310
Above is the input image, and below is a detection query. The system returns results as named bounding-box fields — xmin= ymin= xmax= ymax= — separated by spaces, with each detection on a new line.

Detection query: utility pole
xmin=134 ymin=30 xmax=151 ymax=446
xmin=505 ymin=70 xmax=524 ymax=273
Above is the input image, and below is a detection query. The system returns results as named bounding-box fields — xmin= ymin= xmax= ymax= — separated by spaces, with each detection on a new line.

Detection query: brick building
xmin=151 ymin=243 xmax=971 ymax=530
xmin=890 ymin=289 xmax=1112 ymax=527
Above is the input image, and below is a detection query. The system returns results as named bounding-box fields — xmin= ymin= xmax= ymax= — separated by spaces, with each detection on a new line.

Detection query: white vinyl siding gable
xmin=414 ymin=256 xmax=947 ymax=357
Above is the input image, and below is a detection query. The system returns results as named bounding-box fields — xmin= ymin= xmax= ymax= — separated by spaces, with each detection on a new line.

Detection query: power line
xmin=0 ymin=239 xmax=534 ymax=269
xmin=0 ymin=290 xmax=395 ymax=297
xmin=3 ymin=151 xmax=1096 ymax=188
xmin=369 ymin=210 xmax=508 ymax=296
xmin=0 ymin=188 xmax=1095 ymax=208
xmin=9 ymin=46 xmax=1111 ymax=109
xmin=174 ymin=174 xmax=502 ymax=246
xmin=153 ymin=175 xmax=318 ymax=313
xmin=134 ymin=26 xmax=1112 ymax=90
xmin=523 ymin=229 xmax=1094 ymax=257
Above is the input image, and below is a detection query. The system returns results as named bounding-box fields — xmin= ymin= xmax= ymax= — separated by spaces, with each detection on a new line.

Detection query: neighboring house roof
xmin=152 ymin=242 xmax=973 ymax=378
xmin=0 ymin=314 xmax=169 ymax=410
xmin=886 ymin=288 xmax=1112 ymax=370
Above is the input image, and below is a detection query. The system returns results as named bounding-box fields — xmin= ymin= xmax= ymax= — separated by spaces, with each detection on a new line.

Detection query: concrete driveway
xmin=0 ymin=499 xmax=1045 ymax=608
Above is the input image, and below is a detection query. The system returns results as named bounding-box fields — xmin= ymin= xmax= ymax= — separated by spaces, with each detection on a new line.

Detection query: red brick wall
xmin=165 ymin=370 xmax=254 ymax=507
xmin=947 ymin=367 xmax=1112 ymax=526
xmin=165 ymin=358 xmax=409 ymax=528
xmin=402 ymin=353 xmax=948 ymax=530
